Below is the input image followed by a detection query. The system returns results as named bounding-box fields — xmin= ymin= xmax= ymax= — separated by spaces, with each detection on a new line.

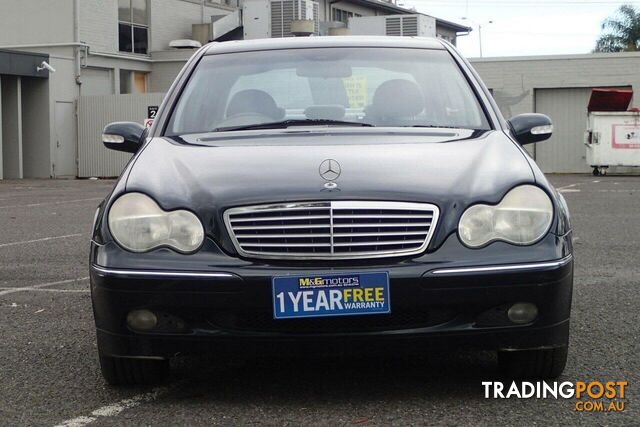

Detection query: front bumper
xmin=91 ymin=249 xmax=573 ymax=359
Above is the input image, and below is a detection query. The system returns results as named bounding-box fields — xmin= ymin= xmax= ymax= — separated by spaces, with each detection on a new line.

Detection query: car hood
xmin=124 ymin=130 xmax=535 ymax=244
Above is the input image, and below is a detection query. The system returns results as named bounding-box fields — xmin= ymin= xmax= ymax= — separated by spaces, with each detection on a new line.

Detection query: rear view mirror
xmin=102 ymin=122 xmax=147 ymax=153
xmin=508 ymin=113 xmax=553 ymax=145
xmin=296 ymin=62 xmax=352 ymax=78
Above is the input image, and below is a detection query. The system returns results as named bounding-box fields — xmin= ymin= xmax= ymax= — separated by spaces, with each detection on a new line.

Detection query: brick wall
xmin=150 ymin=0 xmax=231 ymax=51
xmin=80 ymin=0 xmax=119 ymax=53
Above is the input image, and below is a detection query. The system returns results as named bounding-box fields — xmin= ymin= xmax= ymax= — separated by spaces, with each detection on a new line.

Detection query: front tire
xmin=498 ymin=346 xmax=568 ymax=379
xmin=99 ymin=354 xmax=170 ymax=385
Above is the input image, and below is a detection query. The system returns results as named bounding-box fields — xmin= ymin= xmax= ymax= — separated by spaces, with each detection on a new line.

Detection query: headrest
xmin=227 ymin=89 xmax=285 ymax=120
xmin=369 ymin=79 xmax=425 ymax=120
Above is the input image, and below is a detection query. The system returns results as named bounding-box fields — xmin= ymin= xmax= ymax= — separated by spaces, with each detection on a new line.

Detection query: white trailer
xmin=584 ymin=89 xmax=640 ymax=176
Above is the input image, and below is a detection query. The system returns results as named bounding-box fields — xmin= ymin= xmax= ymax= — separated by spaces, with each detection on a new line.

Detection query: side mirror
xmin=102 ymin=122 xmax=147 ymax=153
xmin=508 ymin=113 xmax=553 ymax=145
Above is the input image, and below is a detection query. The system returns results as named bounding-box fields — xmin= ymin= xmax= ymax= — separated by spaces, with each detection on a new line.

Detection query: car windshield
xmin=166 ymin=47 xmax=491 ymax=135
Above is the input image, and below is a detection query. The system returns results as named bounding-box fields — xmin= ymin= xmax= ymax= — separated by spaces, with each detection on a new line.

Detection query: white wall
xmin=150 ymin=0 xmax=231 ymax=51
xmin=471 ymin=52 xmax=640 ymax=173
xmin=150 ymin=61 xmax=187 ymax=92
xmin=0 ymin=0 xmax=75 ymax=45
xmin=0 ymin=47 xmax=78 ymax=179
xmin=80 ymin=0 xmax=119 ymax=53
xmin=471 ymin=52 xmax=640 ymax=119
xmin=150 ymin=50 xmax=196 ymax=92
xmin=82 ymin=68 xmax=116 ymax=96
xmin=83 ymin=54 xmax=152 ymax=96
xmin=45 ymin=47 xmax=80 ymax=177
xmin=78 ymin=93 xmax=166 ymax=177
xmin=0 ymin=0 xmax=226 ymax=178
xmin=80 ymin=0 xmax=232 ymax=54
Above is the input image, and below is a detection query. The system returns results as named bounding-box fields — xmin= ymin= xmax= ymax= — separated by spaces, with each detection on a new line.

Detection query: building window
xmin=119 ymin=0 xmax=148 ymax=54
xmin=332 ymin=8 xmax=360 ymax=24
xmin=120 ymin=70 xmax=148 ymax=94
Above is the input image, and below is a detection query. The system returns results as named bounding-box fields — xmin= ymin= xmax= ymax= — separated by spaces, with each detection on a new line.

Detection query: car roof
xmin=203 ymin=36 xmax=446 ymax=55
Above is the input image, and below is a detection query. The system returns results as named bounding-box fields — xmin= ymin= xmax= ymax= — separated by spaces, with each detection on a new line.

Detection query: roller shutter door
xmin=534 ymin=88 xmax=592 ymax=173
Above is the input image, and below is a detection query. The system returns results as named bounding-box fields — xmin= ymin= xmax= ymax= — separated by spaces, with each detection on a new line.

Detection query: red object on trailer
xmin=587 ymin=88 xmax=633 ymax=112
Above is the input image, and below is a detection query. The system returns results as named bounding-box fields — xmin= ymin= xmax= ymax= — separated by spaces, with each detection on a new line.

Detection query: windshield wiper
xmin=410 ymin=125 xmax=467 ymax=129
xmin=213 ymin=119 xmax=375 ymax=132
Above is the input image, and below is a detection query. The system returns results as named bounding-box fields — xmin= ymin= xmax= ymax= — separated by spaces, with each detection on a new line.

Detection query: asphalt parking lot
xmin=0 ymin=175 xmax=638 ymax=426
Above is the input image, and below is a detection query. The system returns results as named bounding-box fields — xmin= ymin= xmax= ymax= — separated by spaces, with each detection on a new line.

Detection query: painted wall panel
xmin=472 ymin=52 xmax=640 ymax=173
xmin=1 ymin=76 xmax=23 ymax=179
xmin=78 ymin=93 xmax=165 ymax=177
xmin=21 ymin=77 xmax=51 ymax=178
xmin=150 ymin=0 xmax=231 ymax=51
xmin=0 ymin=76 xmax=3 ymax=179
xmin=54 ymin=101 xmax=77 ymax=177
xmin=534 ymin=88 xmax=592 ymax=173
xmin=82 ymin=68 xmax=115 ymax=96
xmin=80 ymin=0 xmax=119 ymax=53
xmin=0 ymin=0 xmax=75 ymax=45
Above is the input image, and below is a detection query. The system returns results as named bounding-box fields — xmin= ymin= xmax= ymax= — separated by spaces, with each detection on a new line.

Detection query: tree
xmin=594 ymin=4 xmax=640 ymax=52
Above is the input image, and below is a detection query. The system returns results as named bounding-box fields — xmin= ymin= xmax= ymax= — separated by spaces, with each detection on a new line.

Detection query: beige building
xmin=471 ymin=52 xmax=640 ymax=173
xmin=0 ymin=0 xmax=235 ymax=178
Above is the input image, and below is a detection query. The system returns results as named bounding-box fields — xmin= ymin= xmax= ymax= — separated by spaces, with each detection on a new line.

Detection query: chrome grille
xmin=224 ymin=201 xmax=439 ymax=260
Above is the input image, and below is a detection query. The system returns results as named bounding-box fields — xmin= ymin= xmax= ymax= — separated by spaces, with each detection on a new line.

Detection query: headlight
xmin=108 ymin=193 xmax=204 ymax=253
xmin=458 ymin=185 xmax=553 ymax=248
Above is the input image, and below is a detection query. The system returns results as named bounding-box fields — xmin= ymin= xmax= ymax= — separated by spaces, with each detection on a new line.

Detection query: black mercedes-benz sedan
xmin=92 ymin=36 xmax=573 ymax=385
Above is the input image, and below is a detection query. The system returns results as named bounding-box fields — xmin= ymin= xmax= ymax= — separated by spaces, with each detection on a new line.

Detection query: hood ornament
xmin=319 ymin=159 xmax=341 ymax=181
xmin=319 ymin=159 xmax=341 ymax=191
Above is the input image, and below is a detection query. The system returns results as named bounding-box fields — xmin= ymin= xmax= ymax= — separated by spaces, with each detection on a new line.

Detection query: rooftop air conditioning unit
xmin=270 ymin=0 xmax=319 ymax=37
xmin=243 ymin=0 xmax=319 ymax=39
xmin=169 ymin=39 xmax=202 ymax=49
xmin=349 ymin=14 xmax=436 ymax=37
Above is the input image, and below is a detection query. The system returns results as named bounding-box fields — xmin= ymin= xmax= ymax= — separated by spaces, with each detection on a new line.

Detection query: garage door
xmin=534 ymin=88 xmax=592 ymax=173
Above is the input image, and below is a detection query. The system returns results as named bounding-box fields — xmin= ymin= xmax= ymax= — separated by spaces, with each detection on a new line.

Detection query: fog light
xmin=507 ymin=303 xmax=538 ymax=324
xmin=127 ymin=309 xmax=158 ymax=331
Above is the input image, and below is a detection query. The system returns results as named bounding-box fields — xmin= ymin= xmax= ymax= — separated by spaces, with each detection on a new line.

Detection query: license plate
xmin=272 ymin=272 xmax=390 ymax=319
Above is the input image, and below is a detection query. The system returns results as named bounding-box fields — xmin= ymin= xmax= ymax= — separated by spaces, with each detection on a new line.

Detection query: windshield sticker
xmin=343 ymin=75 xmax=368 ymax=108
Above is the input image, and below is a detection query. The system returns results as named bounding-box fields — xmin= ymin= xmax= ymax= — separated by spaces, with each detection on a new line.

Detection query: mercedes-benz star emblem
xmin=319 ymin=159 xmax=341 ymax=182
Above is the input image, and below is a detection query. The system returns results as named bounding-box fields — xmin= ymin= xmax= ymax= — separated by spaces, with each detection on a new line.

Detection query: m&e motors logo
xmin=483 ymin=381 xmax=628 ymax=412
xmin=298 ymin=275 xmax=360 ymax=288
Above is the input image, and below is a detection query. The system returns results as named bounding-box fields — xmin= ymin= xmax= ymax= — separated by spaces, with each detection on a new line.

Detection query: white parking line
xmin=0 ymin=197 xmax=102 ymax=209
xmin=556 ymin=183 xmax=580 ymax=191
xmin=54 ymin=387 xmax=170 ymax=427
xmin=0 ymin=277 xmax=89 ymax=296
xmin=0 ymin=233 xmax=84 ymax=248
xmin=0 ymin=287 xmax=89 ymax=293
